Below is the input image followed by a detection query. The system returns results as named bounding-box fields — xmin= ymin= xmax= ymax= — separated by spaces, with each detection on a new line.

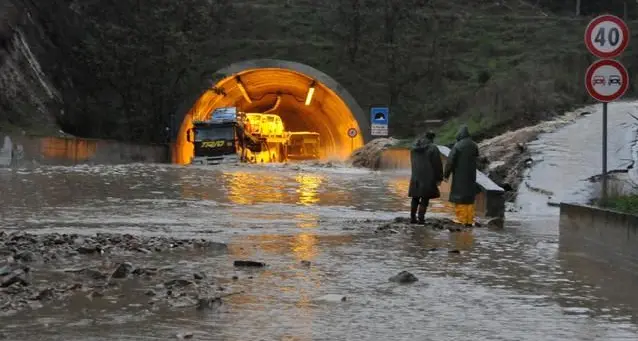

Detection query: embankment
xmin=0 ymin=0 xmax=60 ymax=134
xmin=349 ymin=105 xmax=596 ymax=200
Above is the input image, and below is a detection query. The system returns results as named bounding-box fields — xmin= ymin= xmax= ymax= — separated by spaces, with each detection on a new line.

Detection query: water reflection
xmin=228 ymin=233 xmax=353 ymax=261
xmin=296 ymin=174 xmax=322 ymax=206
xmin=291 ymin=233 xmax=319 ymax=261
xmin=392 ymin=224 xmax=638 ymax=325
xmin=386 ymin=176 xmax=410 ymax=199
xmin=558 ymin=245 xmax=638 ymax=320
xmin=224 ymin=171 xmax=286 ymax=205
xmin=295 ymin=213 xmax=319 ymax=229
xmin=1 ymin=164 xmax=451 ymax=232
xmin=182 ymin=170 xmax=323 ymax=207
xmin=386 ymin=175 xmax=454 ymax=214
xmin=450 ymin=230 xmax=475 ymax=251
xmin=224 ymin=233 xmax=355 ymax=340
xmin=180 ymin=175 xmax=221 ymax=201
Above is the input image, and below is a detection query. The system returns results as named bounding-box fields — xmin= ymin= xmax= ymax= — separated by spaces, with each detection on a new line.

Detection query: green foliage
xmin=7 ymin=0 xmax=638 ymax=144
xmin=601 ymin=195 xmax=638 ymax=215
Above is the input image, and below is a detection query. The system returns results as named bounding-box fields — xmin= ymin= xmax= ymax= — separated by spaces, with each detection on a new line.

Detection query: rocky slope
xmin=0 ymin=0 xmax=59 ymax=135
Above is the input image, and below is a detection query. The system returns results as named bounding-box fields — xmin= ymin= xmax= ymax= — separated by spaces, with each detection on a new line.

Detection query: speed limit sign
xmin=585 ymin=14 xmax=629 ymax=58
xmin=347 ymin=128 xmax=358 ymax=138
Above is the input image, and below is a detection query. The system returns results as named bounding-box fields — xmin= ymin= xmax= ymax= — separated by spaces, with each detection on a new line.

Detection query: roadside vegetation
xmin=3 ymin=0 xmax=638 ymax=145
xmin=596 ymin=178 xmax=638 ymax=215
xmin=601 ymin=194 xmax=638 ymax=215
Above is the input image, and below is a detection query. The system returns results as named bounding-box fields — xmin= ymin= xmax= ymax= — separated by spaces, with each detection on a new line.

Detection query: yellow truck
xmin=244 ymin=113 xmax=285 ymax=138
xmin=188 ymin=108 xmax=289 ymax=165
xmin=286 ymin=132 xmax=320 ymax=161
xmin=188 ymin=107 xmax=323 ymax=165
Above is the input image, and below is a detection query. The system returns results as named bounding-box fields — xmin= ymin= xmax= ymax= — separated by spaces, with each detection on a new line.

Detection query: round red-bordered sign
xmin=585 ymin=59 xmax=629 ymax=102
xmin=585 ymin=14 xmax=630 ymax=58
xmin=347 ymin=128 xmax=358 ymax=138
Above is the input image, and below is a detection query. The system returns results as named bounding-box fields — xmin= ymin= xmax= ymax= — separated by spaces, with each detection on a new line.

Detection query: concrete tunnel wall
xmin=172 ymin=59 xmax=371 ymax=164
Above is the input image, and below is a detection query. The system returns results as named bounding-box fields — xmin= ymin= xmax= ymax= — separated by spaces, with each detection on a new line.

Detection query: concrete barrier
xmin=559 ymin=203 xmax=638 ymax=311
xmin=0 ymin=134 xmax=169 ymax=166
xmin=559 ymin=203 xmax=638 ymax=274
xmin=378 ymin=146 xmax=505 ymax=218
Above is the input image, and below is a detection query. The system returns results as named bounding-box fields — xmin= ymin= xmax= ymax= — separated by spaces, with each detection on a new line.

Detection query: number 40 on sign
xmin=585 ymin=14 xmax=630 ymax=58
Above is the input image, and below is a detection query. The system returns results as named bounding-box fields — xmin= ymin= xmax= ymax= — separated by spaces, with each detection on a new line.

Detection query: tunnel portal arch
xmin=173 ymin=59 xmax=370 ymax=164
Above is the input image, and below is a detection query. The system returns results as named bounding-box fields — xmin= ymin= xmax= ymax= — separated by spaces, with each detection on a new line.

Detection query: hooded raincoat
xmin=444 ymin=125 xmax=479 ymax=204
xmin=408 ymin=137 xmax=443 ymax=199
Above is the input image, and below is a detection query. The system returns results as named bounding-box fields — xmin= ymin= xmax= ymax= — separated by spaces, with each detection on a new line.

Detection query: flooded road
xmin=1 ymin=160 xmax=638 ymax=340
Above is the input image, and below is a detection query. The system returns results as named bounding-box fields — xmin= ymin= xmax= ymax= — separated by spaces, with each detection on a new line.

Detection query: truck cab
xmin=189 ymin=107 xmax=241 ymax=165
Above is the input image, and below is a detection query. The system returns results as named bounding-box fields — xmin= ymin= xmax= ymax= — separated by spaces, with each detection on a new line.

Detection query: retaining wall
xmin=559 ymin=203 xmax=638 ymax=311
xmin=378 ymin=146 xmax=505 ymax=218
xmin=559 ymin=203 xmax=638 ymax=274
xmin=0 ymin=134 xmax=169 ymax=167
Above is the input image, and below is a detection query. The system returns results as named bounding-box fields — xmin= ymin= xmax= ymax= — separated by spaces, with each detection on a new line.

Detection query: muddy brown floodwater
xmin=1 ymin=162 xmax=637 ymax=341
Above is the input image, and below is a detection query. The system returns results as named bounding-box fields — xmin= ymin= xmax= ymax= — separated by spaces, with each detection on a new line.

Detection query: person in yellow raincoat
xmin=443 ymin=125 xmax=479 ymax=227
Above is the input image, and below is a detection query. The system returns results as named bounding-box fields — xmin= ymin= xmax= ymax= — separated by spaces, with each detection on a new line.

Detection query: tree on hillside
xmin=28 ymin=0 xmax=235 ymax=142
xmin=337 ymin=0 xmax=363 ymax=63
xmin=537 ymin=0 xmax=636 ymax=18
xmin=17 ymin=0 xmax=638 ymax=146
xmin=576 ymin=0 xmax=581 ymax=16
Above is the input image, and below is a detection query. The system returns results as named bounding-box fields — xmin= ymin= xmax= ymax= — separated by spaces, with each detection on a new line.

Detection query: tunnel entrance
xmin=173 ymin=59 xmax=368 ymax=165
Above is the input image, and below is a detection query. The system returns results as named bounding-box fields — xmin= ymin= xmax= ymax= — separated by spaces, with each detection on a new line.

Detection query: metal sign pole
xmin=584 ymin=15 xmax=630 ymax=204
xmin=347 ymin=128 xmax=358 ymax=152
xmin=602 ymin=102 xmax=608 ymax=203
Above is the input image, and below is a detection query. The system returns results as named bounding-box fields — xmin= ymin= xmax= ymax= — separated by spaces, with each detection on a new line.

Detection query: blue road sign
xmin=370 ymin=107 xmax=389 ymax=125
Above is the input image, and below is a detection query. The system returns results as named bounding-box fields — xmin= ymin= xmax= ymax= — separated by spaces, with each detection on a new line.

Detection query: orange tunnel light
xmin=304 ymin=81 xmax=316 ymax=106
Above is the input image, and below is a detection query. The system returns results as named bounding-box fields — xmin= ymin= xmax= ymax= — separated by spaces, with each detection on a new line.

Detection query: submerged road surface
xmin=1 ymin=160 xmax=637 ymax=340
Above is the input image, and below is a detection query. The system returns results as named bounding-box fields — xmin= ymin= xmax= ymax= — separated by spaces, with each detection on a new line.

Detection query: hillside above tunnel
xmin=3 ymin=0 xmax=638 ymax=144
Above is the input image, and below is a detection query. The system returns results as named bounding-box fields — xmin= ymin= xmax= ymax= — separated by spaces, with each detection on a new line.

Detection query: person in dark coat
xmin=408 ymin=131 xmax=443 ymax=224
xmin=443 ymin=125 xmax=479 ymax=226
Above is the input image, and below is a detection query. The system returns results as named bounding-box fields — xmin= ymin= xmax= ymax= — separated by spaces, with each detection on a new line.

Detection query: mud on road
xmin=0 ymin=231 xmax=238 ymax=318
xmin=0 ymin=217 xmax=495 ymax=319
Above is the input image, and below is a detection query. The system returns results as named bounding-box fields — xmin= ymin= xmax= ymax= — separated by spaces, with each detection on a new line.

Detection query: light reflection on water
xmin=1 ymin=163 xmax=425 ymax=234
xmin=0 ymin=163 xmax=637 ymax=340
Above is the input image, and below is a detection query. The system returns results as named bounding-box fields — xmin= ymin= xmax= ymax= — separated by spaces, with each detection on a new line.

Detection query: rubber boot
xmin=453 ymin=204 xmax=464 ymax=225
xmin=410 ymin=197 xmax=419 ymax=224
xmin=417 ymin=204 xmax=427 ymax=224
xmin=464 ymin=204 xmax=475 ymax=227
